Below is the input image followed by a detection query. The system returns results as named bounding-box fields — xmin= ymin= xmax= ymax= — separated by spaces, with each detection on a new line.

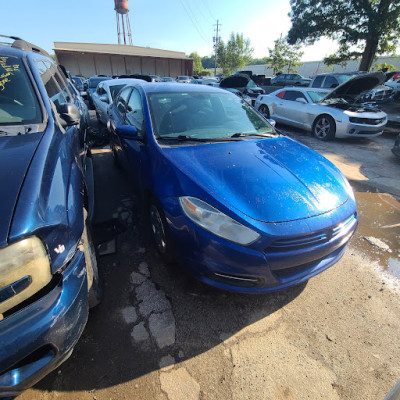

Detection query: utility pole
xmin=213 ymin=20 xmax=221 ymax=76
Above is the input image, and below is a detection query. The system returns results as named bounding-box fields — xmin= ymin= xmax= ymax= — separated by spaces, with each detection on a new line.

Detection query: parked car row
xmin=255 ymin=72 xmax=389 ymax=140
xmin=1 ymin=35 xmax=397 ymax=398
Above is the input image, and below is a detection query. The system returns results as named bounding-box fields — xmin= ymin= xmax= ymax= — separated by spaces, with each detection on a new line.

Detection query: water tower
xmin=115 ymin=0 xmax=133 ymax=45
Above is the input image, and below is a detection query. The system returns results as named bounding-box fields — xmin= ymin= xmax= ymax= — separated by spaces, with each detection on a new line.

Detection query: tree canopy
xmin=267 ymin=35 xmax=303 ymax=74
xmin=216 ymin=33 xmax=253 ymax=75
xmin=287 ymin=0 xmax=400 ymax=71
xmin=189 ymin=52 xmax=203 ymax=76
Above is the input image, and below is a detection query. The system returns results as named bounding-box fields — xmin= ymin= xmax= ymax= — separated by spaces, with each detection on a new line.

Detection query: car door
xmin=123 ymin=88 xmax=148 ymax=190
xmin=276 ymin=90 xmax=310 ymax=128
xmin=109 ymin=86 xmax=132 ymax=169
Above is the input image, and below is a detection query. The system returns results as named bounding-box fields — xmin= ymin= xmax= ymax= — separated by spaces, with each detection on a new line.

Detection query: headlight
xmin=179 ymin=197 xmax=260 ymax=245
xmin=0 ymin=237 xmax=52 ymax=316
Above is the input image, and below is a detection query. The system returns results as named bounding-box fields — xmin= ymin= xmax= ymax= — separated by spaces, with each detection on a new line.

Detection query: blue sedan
xmin=108 ymin=83 xmax=358 ymax=293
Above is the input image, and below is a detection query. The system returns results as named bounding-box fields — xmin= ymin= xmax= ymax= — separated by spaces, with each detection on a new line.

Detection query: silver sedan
xmin=255 ymin=87 xmax=387 ymax=140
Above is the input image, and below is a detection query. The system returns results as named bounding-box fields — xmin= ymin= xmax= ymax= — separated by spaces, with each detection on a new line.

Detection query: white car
xmin=385 ymin=75 xmax=400 ymax=93
xmin=255 ymin=72 xmax=388 ymax=140
xmin=92 ymin=78 xmax=145 ymax=125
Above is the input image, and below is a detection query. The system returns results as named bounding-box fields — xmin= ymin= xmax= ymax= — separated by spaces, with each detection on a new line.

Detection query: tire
xmin=258 ymin=104 xmax=270 ymax=119
xmin=149 ymin=198 xmax=175 ymax=264
xmin=111 ymin=144 xmax=121 ymax=168
xmin=81 ymin=214 xmax=102 ymax=308
xmin=312 ymin=115 xmax=336 ymax=141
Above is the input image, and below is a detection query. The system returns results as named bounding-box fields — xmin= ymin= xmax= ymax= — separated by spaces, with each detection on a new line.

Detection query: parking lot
xmin=17 ymin=112 xmax=400 ymax=400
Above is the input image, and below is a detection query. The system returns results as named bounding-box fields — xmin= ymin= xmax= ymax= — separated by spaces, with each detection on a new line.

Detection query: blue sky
xmin=1 ymin=0 xmax=341 ymax=61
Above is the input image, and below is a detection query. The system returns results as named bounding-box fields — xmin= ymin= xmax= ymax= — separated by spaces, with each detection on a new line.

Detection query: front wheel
xmin=312 ymin=115 xmax=336 ymax=141
xmin=258 ymin=104 xmax=270 ymax=119
xmin=149 ymin=200 xmax=175 ymax=264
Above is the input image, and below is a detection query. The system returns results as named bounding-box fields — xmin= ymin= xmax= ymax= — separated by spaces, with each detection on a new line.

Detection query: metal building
xmin=54 ymin=42 xmax=193 ymax=78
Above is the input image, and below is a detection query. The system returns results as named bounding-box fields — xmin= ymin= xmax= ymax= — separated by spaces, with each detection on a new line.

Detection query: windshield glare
xmin=307 ymin=90 xmax=330 ymax=103
xmin=0 ymin=56 xmax=42 ymax=127
xmin=147 ymin=91 xmax=275 ymax=141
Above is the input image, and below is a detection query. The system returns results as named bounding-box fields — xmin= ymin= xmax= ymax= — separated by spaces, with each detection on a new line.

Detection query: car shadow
xmin=34 ymin=148 xmax=307 ymax=393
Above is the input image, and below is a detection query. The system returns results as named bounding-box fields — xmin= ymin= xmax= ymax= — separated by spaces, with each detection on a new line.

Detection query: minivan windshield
xmin=0 ymin=56 xmax=42 ymax=127
xmin=147 ymin=91 xmax=276 ymax=142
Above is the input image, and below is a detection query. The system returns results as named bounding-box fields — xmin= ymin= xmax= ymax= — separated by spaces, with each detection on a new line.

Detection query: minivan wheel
xmin=149 ymin=200 xmax=175 ymax=264
xmin=313 ymin=115 xmax=336 ymax=140
xmin=81 ymin=214 xmax=102 ymax=308
xmin=258 ymin=104 xmax=270 ymax=119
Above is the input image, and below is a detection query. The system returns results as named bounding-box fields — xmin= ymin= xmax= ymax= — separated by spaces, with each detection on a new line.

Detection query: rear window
xmin=0 ymin=56 xmax=42 ymax=126
xmin=89 ymin=77 xmax=109 ymax=88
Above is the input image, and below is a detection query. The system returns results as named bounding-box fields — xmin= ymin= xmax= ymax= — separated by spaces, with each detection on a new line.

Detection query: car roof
xmin=102 ymin=78 xmax=147 ymax=87
xmin=127 ymin=82 xmax=225 ymax=94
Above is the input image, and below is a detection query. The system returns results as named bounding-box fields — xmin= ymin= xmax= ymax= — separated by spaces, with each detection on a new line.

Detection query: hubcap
xmin=315 ymin=118 xmax=331 ymax=138
xmin=150 ymin=205 xmax=166 ymax=254
xmin=260 ymin=106 xmax=268 ymax=117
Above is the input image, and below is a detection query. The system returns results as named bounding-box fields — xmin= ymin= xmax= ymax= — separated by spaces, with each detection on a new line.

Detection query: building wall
xmin=241 ymin=56 xmax=400 ymax=78
xmin=55 ymin=51 xmax=192 ymax=78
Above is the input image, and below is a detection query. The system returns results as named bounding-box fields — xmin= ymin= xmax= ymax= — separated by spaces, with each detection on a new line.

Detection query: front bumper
xmin=0 ymin=251 xmax=88 ymax=397
xmin=336 ymin=120 xmax=387 ymax=138
xmin=164 ymin=199 xmax=358 ymax=293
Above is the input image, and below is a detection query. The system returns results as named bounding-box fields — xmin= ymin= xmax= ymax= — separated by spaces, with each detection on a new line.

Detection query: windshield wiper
xmin=231 ymin=132 xmax=278 ymax=138
xmin=158 ymin=135 xmax=243 ymax=142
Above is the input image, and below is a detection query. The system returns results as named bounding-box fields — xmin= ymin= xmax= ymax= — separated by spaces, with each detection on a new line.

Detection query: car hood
xmin=162 ymin=137 xmax=349 ymax=223
xmin=322 ymin=72 xmax=386 ymax=101
xmin=219 ymin=74 xmax=251 ymax=89
xmin=0 ymin=133 xmax=43 ymax=247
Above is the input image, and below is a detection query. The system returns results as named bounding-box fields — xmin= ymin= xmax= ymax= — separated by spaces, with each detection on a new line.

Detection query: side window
xmin=116 ymin=87 xmax=132 ymax=115
xmin=283 ymin=90 xmax=306 ymax=101
xmin=125 ymin=89 xmax=144 ymax=134
xmin=312 ymin=76 xmax=324 ymax=88
xmin=323 ymin=76 xmax=339 ymax=88
xmin=276 ymin=90 xmax=285 ymax=99
xmin=35 ymin=59 xmax=67 ymax=111
xmin=96 ymin=83 xmax=103 ymax=95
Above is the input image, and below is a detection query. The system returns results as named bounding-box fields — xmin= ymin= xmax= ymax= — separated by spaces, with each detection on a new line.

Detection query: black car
xmin=219 ymin=73 xmax=265 ymax=106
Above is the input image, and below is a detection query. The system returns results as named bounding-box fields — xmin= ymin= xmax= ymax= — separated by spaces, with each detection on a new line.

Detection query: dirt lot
xmin=19 ymin=118 xmax=400 ymax=400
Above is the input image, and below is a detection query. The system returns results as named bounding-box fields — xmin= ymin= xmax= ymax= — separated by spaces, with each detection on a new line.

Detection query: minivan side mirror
xmin=58 ymin=103 xmax=81 ymax=127
xmin=116 ymin=125 xmax=139 ymax=139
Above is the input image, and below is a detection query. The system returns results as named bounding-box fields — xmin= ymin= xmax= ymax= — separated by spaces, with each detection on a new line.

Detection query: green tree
xmin=216 ymin=33 xmax=253 ymax=75
xmin=201 ymin=55 xmax=215 ymax=69
xmin=189 ymin=52 xmax=203 ymax=76
xmin=287 ymin=0 xmax=400 ymax=72
xmin=266 ymin=35 xmax=303 ymax=74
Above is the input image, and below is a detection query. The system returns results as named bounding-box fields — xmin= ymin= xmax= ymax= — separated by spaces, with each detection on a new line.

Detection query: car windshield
xmin=0 ymin=56 xmax=42 ymax=128
xmin=147 ymin=91 xmax=276 ymax=142
xmin=72 ymin=77 xmax=82 ymax=84
xmin=307 ymin=90 xmax=330 ymax=103
xmin=247 ymin=80 xmax=257 ymax=87
xmin=109 ymin=84 xmax=126 ymax=100
xmin=89 ymin=77 xmax=109 ymax=88
xmin=178 ymin=76 xmax=189 ymax=80
xmin=336 ymin=74 xmax=358 ymax=84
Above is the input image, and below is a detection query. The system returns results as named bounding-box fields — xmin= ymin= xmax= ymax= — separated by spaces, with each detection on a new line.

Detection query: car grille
xmin=349 ymin=117 xmax=386 ymax=125
xmin=266 ymin=213 xmax=357 ymax=252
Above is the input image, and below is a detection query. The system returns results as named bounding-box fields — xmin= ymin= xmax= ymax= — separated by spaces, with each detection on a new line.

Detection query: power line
xmin=179 ymin=0 xmax=209 ymax=45
xmin=204 ymin=0 xmax=216 ymax=22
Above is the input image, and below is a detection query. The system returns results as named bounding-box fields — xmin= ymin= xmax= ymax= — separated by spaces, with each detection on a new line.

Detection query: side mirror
xmin=116 ymin=125 xmax=139 ymax=139
xmin=58 ymin=103 xmax=81 ymax=126
xmin=100 ymin=94 xmax=109 ymax=103
xmin=296 ymin=98 xmax=307 ymax=104
xmin=267 ymin=118 xmax=276 ymax=127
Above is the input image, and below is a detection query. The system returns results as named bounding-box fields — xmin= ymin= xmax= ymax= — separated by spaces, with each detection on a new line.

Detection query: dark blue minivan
xmin=0 ymin=36 xmax=101 ymax=397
